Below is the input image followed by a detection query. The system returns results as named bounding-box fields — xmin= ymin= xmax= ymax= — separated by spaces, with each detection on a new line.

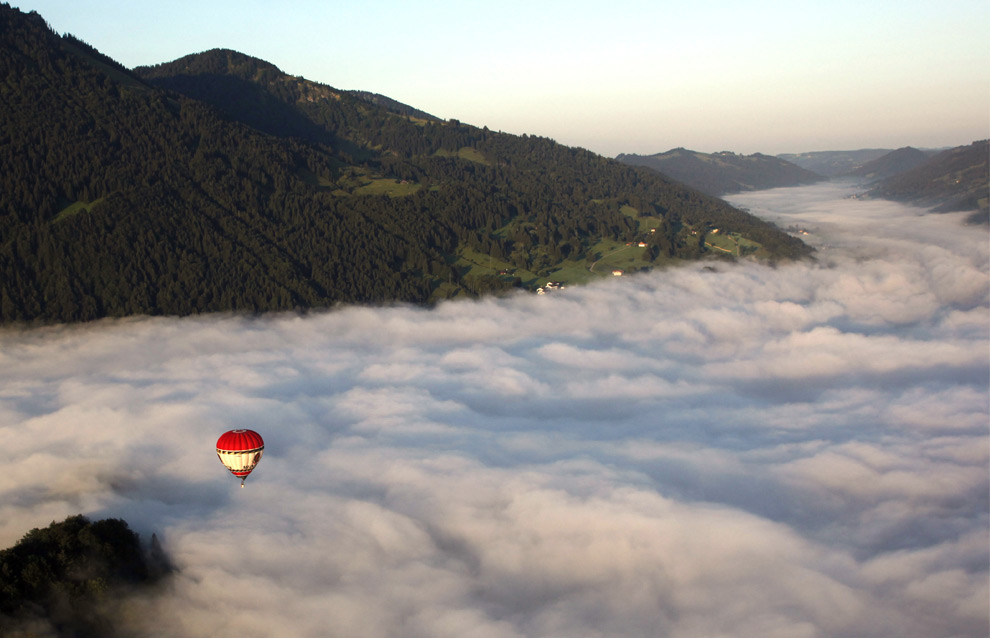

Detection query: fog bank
xmin=1 ymin=182 xmax=987 ymax=637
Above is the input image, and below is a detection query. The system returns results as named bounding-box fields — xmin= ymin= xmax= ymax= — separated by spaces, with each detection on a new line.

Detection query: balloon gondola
xmin=216 ymin=429 xmax=265 ymax=487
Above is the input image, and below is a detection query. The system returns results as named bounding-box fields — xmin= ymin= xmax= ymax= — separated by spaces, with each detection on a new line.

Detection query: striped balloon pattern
xmin=216 ymin=429 xmax=265 ymax=486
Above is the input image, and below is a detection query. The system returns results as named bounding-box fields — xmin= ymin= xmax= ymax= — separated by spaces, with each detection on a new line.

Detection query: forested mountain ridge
xmin=844 ymin=146 xmax=933 ymax=182
xmin=866 ymin=140 xmax=989 ymax=220
xmin=615 ymin=148 xmax=824 ymax=196
xmin=0 ymin=4 xmax=810 ymax=325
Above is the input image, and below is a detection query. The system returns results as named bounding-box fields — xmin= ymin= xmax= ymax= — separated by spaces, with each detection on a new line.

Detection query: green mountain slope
xmin=867 ymin=140 xmax=988 ymax=218
xmin=616 ymin=148 xmax=823 ymax=196
xmin=0 ymin=4 xmax=810 ymax=325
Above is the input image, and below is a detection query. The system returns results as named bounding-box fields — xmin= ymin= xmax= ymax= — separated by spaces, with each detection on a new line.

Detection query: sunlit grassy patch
xmin=704 ymin=231 xmax=764 ymax=257
xmin=352 ymin=178 xmax=421 ymax=197
xmin=54 ymin=198 xmax=104 ymax=223
xmin=297 ymin=166 xmax=335 ymax=188
xmin=434 ymin=147 xmax=490 ymax=165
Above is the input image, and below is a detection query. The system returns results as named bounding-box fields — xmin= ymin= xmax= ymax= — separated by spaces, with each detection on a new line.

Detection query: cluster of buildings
xmin=536 ymin=281 xmax=565 ymax=295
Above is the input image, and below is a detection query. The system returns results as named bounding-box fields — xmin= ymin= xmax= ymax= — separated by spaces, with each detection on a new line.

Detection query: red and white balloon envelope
xmin=216 ymin=429 xmax=265 ymax=487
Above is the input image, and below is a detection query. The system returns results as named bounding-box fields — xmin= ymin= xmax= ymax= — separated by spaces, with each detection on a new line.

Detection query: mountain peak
xmin=137 ymin=48 xmax=284 ymax=83
xmin=868 ymin=140 xmax=989 ymax=217
xmin=846 ymin=146 xmax=931 ymax=180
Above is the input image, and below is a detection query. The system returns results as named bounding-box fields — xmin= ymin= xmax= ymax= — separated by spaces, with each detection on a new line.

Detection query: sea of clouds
xmin=1 ymin=182 xmax=987 ymax=637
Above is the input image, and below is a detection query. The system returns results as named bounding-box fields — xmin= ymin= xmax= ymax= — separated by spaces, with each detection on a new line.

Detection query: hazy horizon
xmin=1 ymin=182 xmax=987 ymax=637
xmin=11 ymin=0 xmax=988 ymax=157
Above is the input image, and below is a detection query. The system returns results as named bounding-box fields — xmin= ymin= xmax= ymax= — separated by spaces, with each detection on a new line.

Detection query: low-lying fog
xmin=1 ymin=181 xmax=987 ymax=637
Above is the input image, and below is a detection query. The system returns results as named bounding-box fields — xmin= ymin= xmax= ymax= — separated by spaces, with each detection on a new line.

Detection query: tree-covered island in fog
xmin=0 ymin=515 xmax=171 ymax=637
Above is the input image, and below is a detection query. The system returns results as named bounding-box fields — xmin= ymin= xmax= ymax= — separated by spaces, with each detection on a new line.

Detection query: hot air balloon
xmin=216 ymin=429 xmax=265 ymax=487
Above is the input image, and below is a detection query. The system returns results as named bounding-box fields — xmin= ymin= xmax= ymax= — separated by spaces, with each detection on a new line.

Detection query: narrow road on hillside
xmin=705 ymin=242 xmax=735 ymax=255
xmin=588 ymin=245 xmax=632 ymax=272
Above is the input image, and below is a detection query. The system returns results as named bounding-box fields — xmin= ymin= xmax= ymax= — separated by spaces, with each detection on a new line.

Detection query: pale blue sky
xmin=15 ymin=0 xmax=990 ymax=156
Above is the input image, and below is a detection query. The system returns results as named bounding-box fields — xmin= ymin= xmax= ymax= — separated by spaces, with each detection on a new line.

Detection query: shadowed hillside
xmin=616 ymin=148 xmax=823 ymax=196
xmin=845 ymin=146 xmax=933 ymax=181
xmin=867 ymin=140 xmax=988 ymax=220
xmin=0 ymin=4 xmax=810 ymax=325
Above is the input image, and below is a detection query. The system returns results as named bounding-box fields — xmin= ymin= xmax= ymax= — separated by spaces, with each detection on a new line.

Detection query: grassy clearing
xmin=704 ymin=231 xmax=736 ymax=254
xmin=637 ymin=217 xmax=664 ymax=233
xmin=54 ymin=198 xmax=104 ymax=223
xmin=450 ymin=246 xmax=554 ymax=294
xmin=332 ymin=167 xmax=421 ymax=197
xmin=545 ymin=259 xmax=596 ymax=285
xmin=455 ymin=246 xmax=503 ymax=274
xmin=734 ymin=235 xmax=764 ymax=256
xmin=455 ymin=246 xmax=539 ymax=282
xmin=428 ymin=281 xmax=469 ymax=302
xmin=456 ymin=208 xmax=769 ymax=295
xmin=485 ymin=215 xmax=670 ymax=289
xmin=297 ymin=166 xmax=335 ymax=188
xmin=587 ymin=239 xmax=653 ymax=274
xmin=704 ymin=231 xmax=764 ymax=257
xmin=353 ymin=178 xmax=421 ymax=197
xmin=434 ymin=147 xmax=490 ymax=165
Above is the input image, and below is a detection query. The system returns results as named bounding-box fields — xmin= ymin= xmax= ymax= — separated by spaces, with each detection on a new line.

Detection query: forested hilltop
xmin=0 ymin=515 xmax=171 ymax=636
xmin=0 ymin=4 xmax=810 ymax=325
xmin=843 ymin=146 xmax=933 ymax=182
xmin=866 ymin=140 xmax=989 ymax=220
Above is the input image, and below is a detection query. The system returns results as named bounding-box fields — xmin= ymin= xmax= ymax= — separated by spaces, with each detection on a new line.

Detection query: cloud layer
xmin=1 ymin=182 xmax=987 ymax=637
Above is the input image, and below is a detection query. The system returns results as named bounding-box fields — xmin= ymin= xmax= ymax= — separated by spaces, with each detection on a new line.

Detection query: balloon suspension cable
xmin=240 ymin=477 xmax=246 ymax=488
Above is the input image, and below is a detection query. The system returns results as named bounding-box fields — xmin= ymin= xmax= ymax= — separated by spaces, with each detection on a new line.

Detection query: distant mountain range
xmin=0 ymin=4 xmax=809 ymax=325
xmin=619 ymin=143 xmax=987 ymax=223
xmin=615 ymin=148 xmax=824 ymax=197
xmin=776 ymin=149 xmax=894 ymax=177
xmin=777 ymin=144 xmax=988 ymax=221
